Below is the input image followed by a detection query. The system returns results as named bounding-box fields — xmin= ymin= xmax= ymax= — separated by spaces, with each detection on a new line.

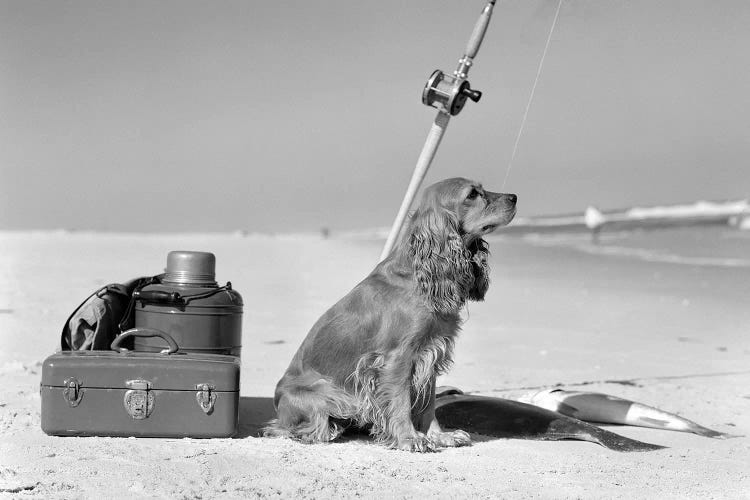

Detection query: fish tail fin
xmin=588 ymin=426 xmax=667 ymax=452
xmin=690 ymin=425 xmax=742 ymax=439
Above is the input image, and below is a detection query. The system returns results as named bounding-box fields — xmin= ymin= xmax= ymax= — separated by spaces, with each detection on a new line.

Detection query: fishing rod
xmin=379 ymin=0 xmax=497 ymax=261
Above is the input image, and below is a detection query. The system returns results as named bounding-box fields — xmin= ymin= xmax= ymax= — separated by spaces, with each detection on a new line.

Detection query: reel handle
xmin=461 ymin=87 xmax=482 ymax=103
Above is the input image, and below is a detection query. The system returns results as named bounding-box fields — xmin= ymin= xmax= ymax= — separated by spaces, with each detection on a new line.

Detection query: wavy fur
xmin=411 ymin=335 xmax=455 ymax=412
xmin=409 ymin=207 xmax=475 ymax=314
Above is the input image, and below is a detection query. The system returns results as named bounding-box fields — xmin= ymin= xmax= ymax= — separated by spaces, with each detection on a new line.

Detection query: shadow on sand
xmin=236 ymin=396 xmax=371 ymax=444
xmin=237 ymin=397 xmax=276 ymax=438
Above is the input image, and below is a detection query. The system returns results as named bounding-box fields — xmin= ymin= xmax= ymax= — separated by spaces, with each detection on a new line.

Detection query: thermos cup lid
xmin=163 ymin=251 xmax=217 ymax=286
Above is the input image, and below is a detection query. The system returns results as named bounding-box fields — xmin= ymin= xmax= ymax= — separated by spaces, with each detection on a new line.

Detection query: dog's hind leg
xmin=264 ymin=376 xmax=354 ymax=443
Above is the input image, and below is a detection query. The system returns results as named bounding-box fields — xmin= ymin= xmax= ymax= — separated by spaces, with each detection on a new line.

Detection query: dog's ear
xmin=468 ymin=238 xmax=490 ymax=301
xmin=407 ymin=206 xmax=474 ymax=314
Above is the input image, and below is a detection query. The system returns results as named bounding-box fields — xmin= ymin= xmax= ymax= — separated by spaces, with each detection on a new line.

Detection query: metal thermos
xmin=133 ymin=251 xmax=243 ymax=356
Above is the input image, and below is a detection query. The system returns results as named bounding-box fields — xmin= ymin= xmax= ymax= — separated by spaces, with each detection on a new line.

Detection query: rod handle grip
xmin=465 ymin=1 xmax=495 ymax=59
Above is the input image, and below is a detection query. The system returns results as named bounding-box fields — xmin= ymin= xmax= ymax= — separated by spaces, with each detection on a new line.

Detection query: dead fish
xmin=434 ymin=388 xmax=665 ymax=452
xmin=527 ymin=388 xmax=738 ymax=439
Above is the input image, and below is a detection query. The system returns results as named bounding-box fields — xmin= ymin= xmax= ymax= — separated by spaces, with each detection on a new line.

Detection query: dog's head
xmin=405 ymin=177 xmax=517 ymax=314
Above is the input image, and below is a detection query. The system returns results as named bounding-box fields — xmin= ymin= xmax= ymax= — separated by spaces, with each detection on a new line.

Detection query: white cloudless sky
xmin=1 ymin=0 xmax=749 ymax=233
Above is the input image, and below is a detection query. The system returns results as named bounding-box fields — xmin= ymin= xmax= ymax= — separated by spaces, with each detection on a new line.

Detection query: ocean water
xmin=512 ymin=225 xmax=750 ymax=268
xmin=453 ymin=224 xmax=750 ymax=390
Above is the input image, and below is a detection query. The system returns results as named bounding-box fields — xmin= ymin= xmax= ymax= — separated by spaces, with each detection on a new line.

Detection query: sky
xmin=1 ymin=0 xmax=749 ymax=233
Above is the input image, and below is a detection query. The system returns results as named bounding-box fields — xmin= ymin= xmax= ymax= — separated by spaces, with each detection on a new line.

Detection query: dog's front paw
xmin=428 ymin=429 xmax=472 ymax=448
xmin=396 ymin=432 xmax=436 ymax=453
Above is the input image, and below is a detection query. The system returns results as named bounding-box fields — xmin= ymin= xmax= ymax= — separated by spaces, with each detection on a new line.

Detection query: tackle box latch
xmin=63 ymin=377 xmax=84 ymax=407
xmin=196 ymin=383 xmax=217 ymax=414
xmin=124 ymin=379 xmax=154 ymax=419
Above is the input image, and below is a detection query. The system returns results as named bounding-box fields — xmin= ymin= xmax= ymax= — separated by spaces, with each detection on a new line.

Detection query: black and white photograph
xmin=1 ymin=1 xmax=749 ymax=497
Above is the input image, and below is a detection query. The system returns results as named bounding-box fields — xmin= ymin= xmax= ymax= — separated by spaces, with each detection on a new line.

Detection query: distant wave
xmin=579 ymin=244 xmax=750 ymax=268
xmin=625 ymin=199 xmax=749 ymax=220
xmin=524 ymin=236 xmax=750 ymax=268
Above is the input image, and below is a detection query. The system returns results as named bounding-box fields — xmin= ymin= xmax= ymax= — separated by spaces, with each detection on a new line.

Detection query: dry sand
xmin=1 ymin=229 xmax=749 ymax=499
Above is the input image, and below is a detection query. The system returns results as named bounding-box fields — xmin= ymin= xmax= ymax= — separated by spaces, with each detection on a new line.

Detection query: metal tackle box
xmin=40 ymin=329 xmax=240 ymax=438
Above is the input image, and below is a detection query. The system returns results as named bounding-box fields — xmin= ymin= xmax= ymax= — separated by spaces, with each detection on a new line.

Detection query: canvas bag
xmin=60 ymin=276 xmax=161 ymax=351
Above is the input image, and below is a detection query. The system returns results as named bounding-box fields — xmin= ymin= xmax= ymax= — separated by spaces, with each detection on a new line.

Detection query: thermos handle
xmin=133 ymin=290 xmax=184 ymax=305
xmin=111 ymin=328 xmax=179 ymax=354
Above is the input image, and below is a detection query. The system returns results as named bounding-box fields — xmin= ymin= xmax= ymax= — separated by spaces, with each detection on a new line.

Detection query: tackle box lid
xmin=41 ymin=351 xmax=240 ymax=391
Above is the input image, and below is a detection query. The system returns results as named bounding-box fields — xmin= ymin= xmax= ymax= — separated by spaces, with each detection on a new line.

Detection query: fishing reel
xmin=422 ymin=69 xmax=483 ymax=116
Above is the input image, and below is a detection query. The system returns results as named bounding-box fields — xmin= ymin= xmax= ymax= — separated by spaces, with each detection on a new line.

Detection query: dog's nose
xmin=506 ymin=193 xmax=517 ymax=204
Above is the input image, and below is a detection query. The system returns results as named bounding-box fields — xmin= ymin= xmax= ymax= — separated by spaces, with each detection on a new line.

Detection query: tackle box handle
xmin=111 ymin=328 xmax=179 ymax=354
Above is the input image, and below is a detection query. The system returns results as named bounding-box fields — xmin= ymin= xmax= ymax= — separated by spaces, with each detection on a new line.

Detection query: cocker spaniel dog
xmin=265 ymin=178 xmax=517 ymax=451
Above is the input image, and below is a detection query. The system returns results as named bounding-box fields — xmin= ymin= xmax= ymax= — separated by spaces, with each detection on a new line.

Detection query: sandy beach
xmin=1 ymin=227 xmax=749 ymax=498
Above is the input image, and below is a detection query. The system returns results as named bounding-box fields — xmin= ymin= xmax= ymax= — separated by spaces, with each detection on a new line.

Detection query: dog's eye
xmin=466 ymin=188 xmax=479 ymax=200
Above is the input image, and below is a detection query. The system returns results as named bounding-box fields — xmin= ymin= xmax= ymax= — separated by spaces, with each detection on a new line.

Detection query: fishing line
xmin=501 ymin=0 xmax=564 ymax=189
